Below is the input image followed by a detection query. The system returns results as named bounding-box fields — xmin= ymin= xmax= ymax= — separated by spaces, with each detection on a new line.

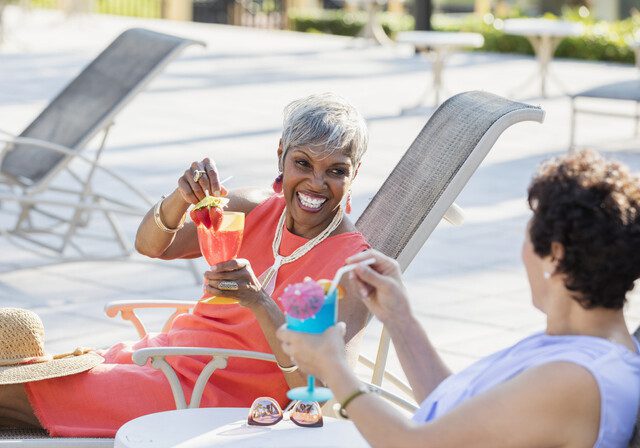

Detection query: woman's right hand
xmin=177 ymin=158 xmax=228 ymax=204
xmin=346 ymin=249 xmax=412 ymax=326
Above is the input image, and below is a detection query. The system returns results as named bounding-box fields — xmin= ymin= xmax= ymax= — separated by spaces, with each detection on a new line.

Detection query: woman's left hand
xmin=276 ymin=322 xmax=347 ymax=380
xmin=204 ymin=259 xmax=266 ymax=308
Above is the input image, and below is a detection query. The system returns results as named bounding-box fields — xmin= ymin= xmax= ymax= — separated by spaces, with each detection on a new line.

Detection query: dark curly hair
xmin=527 ymin=150 xmax=640 ymax=309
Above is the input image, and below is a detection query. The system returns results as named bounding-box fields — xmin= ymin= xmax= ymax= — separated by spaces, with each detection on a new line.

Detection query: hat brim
xmin=0 ymin=352 xmax=104 ymax=385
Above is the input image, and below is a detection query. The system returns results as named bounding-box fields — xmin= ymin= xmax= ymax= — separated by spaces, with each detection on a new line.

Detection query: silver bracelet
xmin=276 ymin=361 xmax=299 ymax=373
xmin=153 ymin=195 xmax=185 ymax=234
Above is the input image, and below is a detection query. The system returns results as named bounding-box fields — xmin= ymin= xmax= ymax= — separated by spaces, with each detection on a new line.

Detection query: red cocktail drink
xmin=198 ymin=211 xmax=245 ymax=304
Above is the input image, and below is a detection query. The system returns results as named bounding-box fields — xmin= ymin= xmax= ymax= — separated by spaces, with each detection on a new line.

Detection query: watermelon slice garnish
xmin=189 ymin=196 xmax=229 ymax=231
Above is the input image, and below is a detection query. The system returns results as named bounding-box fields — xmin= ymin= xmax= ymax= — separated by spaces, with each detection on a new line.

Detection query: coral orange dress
xmin=26 ymin=194 xmax=369 ymax=437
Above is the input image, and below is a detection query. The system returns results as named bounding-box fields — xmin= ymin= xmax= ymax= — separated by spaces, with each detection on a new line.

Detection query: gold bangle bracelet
xmin=153 ymin=195 xmax=185 ymax=234
xmin=276 ymin=361 xmax=299 ymax=373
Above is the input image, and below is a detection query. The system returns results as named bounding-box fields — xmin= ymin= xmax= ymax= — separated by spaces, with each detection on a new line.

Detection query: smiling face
xmin=280 ymin=146 xmax=355 ymax=237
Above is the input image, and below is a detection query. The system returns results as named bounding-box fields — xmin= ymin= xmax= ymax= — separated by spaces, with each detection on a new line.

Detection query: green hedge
xmin=289 ymin=10 xmax=638 ymax=64
xmin=436 ymin=14 xmax=637 ymax=64
xmin=289 ymin=10 xmax=414 ymax=38
xmin=26 ymin=0 xmax=162 ymax=18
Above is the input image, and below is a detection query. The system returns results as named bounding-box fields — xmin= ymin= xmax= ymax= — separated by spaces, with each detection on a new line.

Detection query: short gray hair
xmin=279 ymin=93 xmax=368 ymax=172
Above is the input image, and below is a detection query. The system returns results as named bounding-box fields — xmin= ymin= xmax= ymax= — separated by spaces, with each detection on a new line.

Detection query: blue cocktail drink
xmin=281 ymin=260 xmax=375 ymax=403
xmin=285 ymin=287 xmax=337 ymax=334
xmin=283 ymin=282 xmax=339 ymax=402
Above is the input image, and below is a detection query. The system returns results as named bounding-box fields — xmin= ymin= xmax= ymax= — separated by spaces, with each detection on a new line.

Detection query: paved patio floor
xmin=1 ymin=6 xmax=639 ymax=395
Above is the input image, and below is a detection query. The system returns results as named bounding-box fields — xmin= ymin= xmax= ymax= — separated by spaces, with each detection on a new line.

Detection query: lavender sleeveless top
xmin=413 ymin=332 xmax=640 ymax=447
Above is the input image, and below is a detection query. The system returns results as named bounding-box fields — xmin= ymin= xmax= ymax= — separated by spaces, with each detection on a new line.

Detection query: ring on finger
xmin=192 ymin=169 xmax=206 ymax=183
xmin=218 ymin=280 xmax=239 ymax=291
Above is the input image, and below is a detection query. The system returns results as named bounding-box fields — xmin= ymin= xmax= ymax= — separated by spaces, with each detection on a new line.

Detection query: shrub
xmin=288 ymin=9 xmax=414 ymax=38
xmin=289 ymin=9 xmax=638 ymax=64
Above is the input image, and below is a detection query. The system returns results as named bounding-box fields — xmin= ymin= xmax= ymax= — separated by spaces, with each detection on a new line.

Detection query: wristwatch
xmin=335 ymin=385 xmax=370 ymax=419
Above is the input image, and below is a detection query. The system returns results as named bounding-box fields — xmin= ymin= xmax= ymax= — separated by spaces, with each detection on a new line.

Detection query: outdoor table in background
xmin=0 ymin=0 xmax=8 ymax=46
xmin=358 ymin=0 xmax=393 ymax=45
xmin=503 ymin=18 xmax=584 ymax=98
xmin=115 ymin=407 xmax=370 ymax=448
xmin=632 ymin=40 xmax=640 ymax=70
xmin=396 ymin=31 xmax=484 ymax=111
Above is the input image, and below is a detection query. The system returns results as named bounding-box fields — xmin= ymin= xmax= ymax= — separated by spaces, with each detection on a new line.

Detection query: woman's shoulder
xmin=227 ymin=188 xmax=276 ymax=215
xmin=329 ymin=215 xmax=369 ymax=248
xmin=516 ymin=333 xmax=640 ymax=444
xmin=522 ymin=332 xmax=640 ymax=364
xmin=507 ymin=333 xmax=640 ymax=384
xmin=328 ymin=222 xmax=369 ymax=249
xmin=332 ymin=216 xmax=358 ymax=236
xmin=523 ymin=358 xmax=639 ymax=447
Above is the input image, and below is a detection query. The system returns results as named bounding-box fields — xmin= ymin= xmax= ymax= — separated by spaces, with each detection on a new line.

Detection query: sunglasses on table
xmin=247 ymin=397 xmax=323 ymax=428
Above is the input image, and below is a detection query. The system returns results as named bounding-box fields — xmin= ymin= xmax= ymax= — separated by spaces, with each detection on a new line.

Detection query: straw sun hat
xmin=0 ymin=308 xmax=104 ymax=385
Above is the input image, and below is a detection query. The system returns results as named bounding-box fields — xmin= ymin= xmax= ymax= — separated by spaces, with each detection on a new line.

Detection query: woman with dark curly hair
xmin=278 ymin=150 xmax=640 ymax=448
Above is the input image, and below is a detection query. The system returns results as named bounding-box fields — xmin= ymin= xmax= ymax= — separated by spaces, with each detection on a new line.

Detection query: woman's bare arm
xmin=247 ymin=277 xmax=370 ymax=389
xmin=326 ymin=361 xmax=600 ymax=448
xmin=135 ymin=187 xmax=271 ymax=260
xmin=384 ymin=312 xmax=452 ymax=403
xmin=347 ymin=250 xmax=452 ymax=402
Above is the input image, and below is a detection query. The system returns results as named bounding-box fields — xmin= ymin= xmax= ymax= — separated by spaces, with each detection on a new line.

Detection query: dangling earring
xmin=345 ymin=191 xmax=352 ymax=215
xmin=272 ymin=173 xmax=283 ymax=194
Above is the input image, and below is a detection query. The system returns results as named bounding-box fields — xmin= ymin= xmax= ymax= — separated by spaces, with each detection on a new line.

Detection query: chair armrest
xmin=362 ymin=382 xmax=419 ymax=413
xmin=0 ymin=192 xmax=149 ymax=216
xmin=132 ymin=346 xmax=417 ymax=414
xmin=0 ymin=128 xmax=16 ymax=138
xmin=443 ymin=202 xmax=464 ymax=226
xmin=0 ymin=135 xmax=152 ymax=204
xmin=132 ymin=347 xmax=276 ymax=410
xmin=358 ymin=354 xmax=414 ymax=398
xmin=104 ymin=300 xmax=197 ymax=338
xmin=0 ymin=128 xmax=17 ymax=160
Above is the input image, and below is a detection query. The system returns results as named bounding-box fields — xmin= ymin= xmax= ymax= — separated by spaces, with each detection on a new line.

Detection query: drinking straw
xmin=327 ymin=258 xmax=375 ymax=322
xmin=204 ymin=176 xmax=233 ymax=198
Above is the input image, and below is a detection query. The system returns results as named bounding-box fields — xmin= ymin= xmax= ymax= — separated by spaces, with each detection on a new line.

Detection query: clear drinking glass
xmin=198 ymin=211 xmax=245 ymax=305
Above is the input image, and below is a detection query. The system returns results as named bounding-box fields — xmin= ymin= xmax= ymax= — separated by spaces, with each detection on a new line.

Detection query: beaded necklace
xmin=258 ymin=206 xmax=344 ymax=295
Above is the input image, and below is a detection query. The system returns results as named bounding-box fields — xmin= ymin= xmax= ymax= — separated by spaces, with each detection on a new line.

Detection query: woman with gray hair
xmin=1 ymin=93 xmax=371 ymax=436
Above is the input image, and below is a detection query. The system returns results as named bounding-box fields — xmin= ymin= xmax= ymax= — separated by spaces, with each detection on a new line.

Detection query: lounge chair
xmin=0 ymin=91 xmax=545 ymax=446
xmin=0 ymin=28 xmax=203 ymax=266
xmin=569 ymin=80 xmax=640 ymax=151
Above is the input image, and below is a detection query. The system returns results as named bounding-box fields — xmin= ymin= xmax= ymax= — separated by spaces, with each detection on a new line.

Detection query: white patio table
xmin=632 ymin=40 xmax=640 ymax=70
xmin=357 ymin=0 xmax=392 ymax=46
xmin=396 ymin=31 xmax=484 ymax=111
xmin=503 ymin=18 xmax=584 ymax=98
xmin=115 ymin=407 xmax=370 ymax=448
xmin=0 ymin=0 xmax=8 ymax=46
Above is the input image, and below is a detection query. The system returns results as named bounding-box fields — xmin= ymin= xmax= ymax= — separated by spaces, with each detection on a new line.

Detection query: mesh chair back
xmin=1 ymin=28 xmax=199 ymax=186
xmin=0 ymin=428 xmax=50 ymax=440
xmin=0 ymin=427 xmax=112 ymax=445
xmin=356 ymin=91 xmax=543 ymax=266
